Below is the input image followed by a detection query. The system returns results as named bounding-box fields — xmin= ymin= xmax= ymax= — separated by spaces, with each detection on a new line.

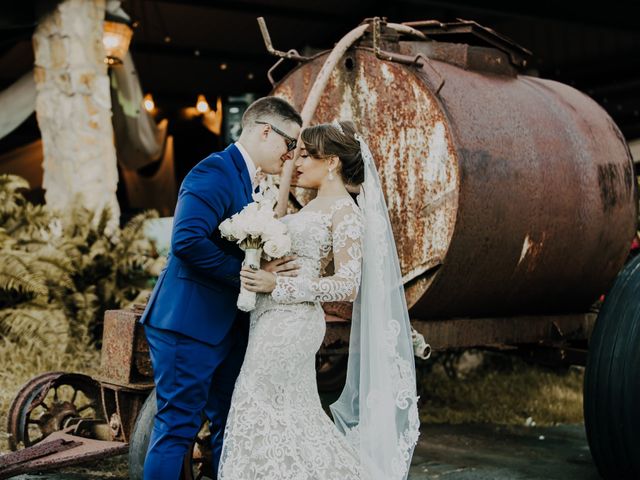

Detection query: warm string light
xmin=139 ymin=94 xmax=245 ymax=129
xmin=143 ymin=93 xmax=155 ymax=113
xmin=142 ymin=93 xmax=215 ymax=116
xmin=196 ymin=94 xmax=210 ymax=114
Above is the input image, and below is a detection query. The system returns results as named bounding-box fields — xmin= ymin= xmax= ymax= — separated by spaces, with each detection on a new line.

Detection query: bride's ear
xmin=327 ymin=155 xmax=341 ymax=173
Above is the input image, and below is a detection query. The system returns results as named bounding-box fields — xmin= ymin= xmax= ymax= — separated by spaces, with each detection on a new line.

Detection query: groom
xmin=139 ymin=96 xmax=302 ymax=479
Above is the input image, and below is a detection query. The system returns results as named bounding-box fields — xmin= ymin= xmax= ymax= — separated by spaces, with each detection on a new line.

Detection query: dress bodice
xmin=280 ymin=208 xmax=332 ymax=278
xmin=253 ymin=196 xmax=364 ymax=317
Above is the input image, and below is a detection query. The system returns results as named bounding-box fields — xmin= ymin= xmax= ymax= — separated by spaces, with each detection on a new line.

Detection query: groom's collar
xmin=225 ymin=143 xmax=252 ymax=199
xmin=234 ymin=141 xmax=257 ymax=187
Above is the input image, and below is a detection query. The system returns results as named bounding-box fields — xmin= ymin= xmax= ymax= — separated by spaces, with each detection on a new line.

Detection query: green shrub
xmin=0 ymin=174 xmax=165 ymax=354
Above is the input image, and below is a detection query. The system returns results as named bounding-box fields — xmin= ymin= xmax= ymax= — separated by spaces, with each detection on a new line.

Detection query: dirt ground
xmin=2 ymin=346 xmax=591 ymax=479
xmin=10 ymin=423 xmax=599 ymax=480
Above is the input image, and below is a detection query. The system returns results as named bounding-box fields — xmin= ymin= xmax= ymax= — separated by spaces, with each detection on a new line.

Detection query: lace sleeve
xmin=271 ymin=202 xmax=363 ymax=304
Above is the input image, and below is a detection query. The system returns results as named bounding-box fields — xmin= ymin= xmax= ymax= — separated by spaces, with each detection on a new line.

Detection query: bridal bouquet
xmin=219 ymin=184 xmax=291 ymax=311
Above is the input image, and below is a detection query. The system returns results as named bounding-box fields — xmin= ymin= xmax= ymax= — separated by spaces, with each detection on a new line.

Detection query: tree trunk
xmin=33 ymin=0 xmax=120 ymax=228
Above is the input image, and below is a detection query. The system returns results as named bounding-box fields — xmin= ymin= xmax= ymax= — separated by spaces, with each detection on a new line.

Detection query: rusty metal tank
xmin=272 ymin=19 xmax=638 ymax=319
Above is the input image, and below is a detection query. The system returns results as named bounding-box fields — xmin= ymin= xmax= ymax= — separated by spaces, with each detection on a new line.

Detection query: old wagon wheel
xmin=584 ymin=254 xmax=640 ymax=479
xmin=6 ymin=372 xmax=102 ymax=450
xmin=129 ymin=390 xmax=214 ymax=480
xmin=182 ymin=421 xmax=213 ymax=480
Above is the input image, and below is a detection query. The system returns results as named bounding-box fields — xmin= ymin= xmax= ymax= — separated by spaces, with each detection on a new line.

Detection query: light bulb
xmin=196 ymin=94 xmax=210 ymax=114
xmin=143 ymin=93 xmax=155 ymax=113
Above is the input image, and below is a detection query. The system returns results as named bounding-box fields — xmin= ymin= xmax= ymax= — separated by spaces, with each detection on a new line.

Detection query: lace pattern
xmin=218 ymin=196 xmax=364 ymax=480
xmin=271 ymin=198 xmax=363 ymax=304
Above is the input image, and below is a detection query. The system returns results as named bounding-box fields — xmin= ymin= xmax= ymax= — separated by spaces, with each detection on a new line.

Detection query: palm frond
xmin=0 ymin=251 xmax=48 ymax=297
xmin=96 ymin=207 xmax=112 ymax=238
xmin=31 ymin=247 xmax=75 ymax=290
xmin=0 ymin=174 xmax=30 ymax=192
xmin=118 ymin=211 xmax=158 ymax=251
xmin=0 ymin=174 xmax=162 ymax=350
xmin=0 ymin=303 xmax=68 ymax=353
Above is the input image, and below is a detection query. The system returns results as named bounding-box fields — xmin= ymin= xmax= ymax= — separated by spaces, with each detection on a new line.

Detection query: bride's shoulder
xmin=330 ymin=196 xmax=360 ymax=214
xmin=329 ymin=197 xmax=364 ymax=228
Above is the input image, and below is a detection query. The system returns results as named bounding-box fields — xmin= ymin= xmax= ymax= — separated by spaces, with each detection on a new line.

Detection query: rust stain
xmin=272 ymin=23 xmax=636 ymax=318
xmin=273 ymin=48 xmax=458 ymax=310
xmin=99 ymin=310 xmax=152 ymax=385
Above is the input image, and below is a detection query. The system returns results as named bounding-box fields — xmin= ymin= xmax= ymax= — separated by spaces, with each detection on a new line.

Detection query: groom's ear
xmin=259 ymin=124 xmax=270 ymax=140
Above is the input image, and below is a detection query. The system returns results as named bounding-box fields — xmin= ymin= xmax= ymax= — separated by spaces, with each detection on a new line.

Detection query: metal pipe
xmin=274 ymin=22 xmax=369 ymax=217
xmin=372 ymin=18 xmax=445 ymax=92
xmin=387 ymin=22 xmax=427 ymax=40
xmin=257 ymin=17 xmax=310 ymax=62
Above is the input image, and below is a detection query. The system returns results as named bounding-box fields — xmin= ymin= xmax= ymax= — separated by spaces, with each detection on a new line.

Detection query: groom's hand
xmin=261 ymin=255 xmax=299 ymax=277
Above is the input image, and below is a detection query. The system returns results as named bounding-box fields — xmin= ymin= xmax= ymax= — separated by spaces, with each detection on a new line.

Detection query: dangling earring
xmin=328 ymin=168 xmax=335 ymax=181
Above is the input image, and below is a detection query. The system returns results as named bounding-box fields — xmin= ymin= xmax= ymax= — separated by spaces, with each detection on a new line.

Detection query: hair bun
xmin=301 ymin=120 xmax=365 ymax=186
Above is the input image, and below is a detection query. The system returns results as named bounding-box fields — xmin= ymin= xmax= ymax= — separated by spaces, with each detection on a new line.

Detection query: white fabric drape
xmin=110 ymin=52 xmax=169 ymax=170
xmin=119 ymin=135 xmax=176 ymax=216
xmin=0 ymin=71 xmax=36 ymax=140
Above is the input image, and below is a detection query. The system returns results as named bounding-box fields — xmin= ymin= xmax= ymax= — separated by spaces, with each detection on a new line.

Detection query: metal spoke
xmin=71 ymin=388 xmax=79 ymax=404
xmin=77 ymin=402 xmax=96 ymax=413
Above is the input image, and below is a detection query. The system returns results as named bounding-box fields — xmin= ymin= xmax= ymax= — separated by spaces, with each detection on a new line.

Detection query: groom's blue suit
xmin=139 ymin=144 xmax=253 ymax=479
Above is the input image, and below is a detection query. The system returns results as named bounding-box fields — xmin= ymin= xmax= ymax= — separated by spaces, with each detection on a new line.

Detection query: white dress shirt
xmin=235 ymin=141 xmax=258 ymax=188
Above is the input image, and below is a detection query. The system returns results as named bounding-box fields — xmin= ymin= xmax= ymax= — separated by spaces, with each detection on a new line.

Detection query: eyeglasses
xmin=255 ymin=121 xmax=297 ymax=152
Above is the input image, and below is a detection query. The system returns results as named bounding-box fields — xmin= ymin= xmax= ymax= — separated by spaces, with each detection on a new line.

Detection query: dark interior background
xmin=1 ymin=0 xmax=639 ymax=213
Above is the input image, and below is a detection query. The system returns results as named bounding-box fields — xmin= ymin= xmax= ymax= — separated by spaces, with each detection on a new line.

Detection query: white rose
xmin=264 ymin=234 xmax=291 ymax=258
xmin=263 ymin=219 xmax=287 ymax=240
xmin=252 ymin=190 xmax=264 ymax=203
xmin=244 ymin=213 xmax=267 ymax=237
xmin=243 ymin=202 xmax=260 ymax=215
xmin=233 ymin=222 xmax=248 ymax=243
xmin=222 ymin=214 xmax=247 ymax=243
xmin=219 ymin=217 xmax=235 ymax=239
xmin=261 ymin=193 xmax=277 ymax=210
xmin=258 ymin=204 xmax=276 ymax=219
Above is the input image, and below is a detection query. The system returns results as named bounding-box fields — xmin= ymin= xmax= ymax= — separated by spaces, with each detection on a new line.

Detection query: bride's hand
xmin=240 ymin=266 xmax=278 ymax=293
xmin=261 ymin=255 xmax=299 ymax=277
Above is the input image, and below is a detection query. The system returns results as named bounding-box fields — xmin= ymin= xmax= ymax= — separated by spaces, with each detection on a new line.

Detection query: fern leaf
xmin=0 ymin=251 xmax=48 ymax=296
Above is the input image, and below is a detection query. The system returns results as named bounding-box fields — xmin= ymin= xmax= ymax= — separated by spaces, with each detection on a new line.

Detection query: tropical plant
xmin=0 ymin=174 xmax=164 ymax=354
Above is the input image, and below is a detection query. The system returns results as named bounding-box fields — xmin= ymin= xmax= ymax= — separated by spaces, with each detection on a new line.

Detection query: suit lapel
xmin=226 ymin=143 xmax=252 ymax=202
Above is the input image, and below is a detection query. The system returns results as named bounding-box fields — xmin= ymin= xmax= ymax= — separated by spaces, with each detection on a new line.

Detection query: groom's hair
xmin=242 ymin=96 xmax=302 ymax=129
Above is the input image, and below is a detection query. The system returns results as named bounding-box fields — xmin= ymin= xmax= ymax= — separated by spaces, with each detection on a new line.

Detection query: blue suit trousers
xmin=143 ymin=321 xmax=248 ymax=480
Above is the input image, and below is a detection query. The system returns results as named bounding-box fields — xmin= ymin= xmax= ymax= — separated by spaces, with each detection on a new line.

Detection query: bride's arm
xmin=271 ymin=203 xmax=364 ymax=304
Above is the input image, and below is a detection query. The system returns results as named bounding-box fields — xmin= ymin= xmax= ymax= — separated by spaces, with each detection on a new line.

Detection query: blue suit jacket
xmin=140 ymin=144 xmax=253 ymax=345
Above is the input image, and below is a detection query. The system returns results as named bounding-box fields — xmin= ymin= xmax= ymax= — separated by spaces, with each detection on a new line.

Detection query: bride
xmin=218 ymin=120 xmax=420 ymax=480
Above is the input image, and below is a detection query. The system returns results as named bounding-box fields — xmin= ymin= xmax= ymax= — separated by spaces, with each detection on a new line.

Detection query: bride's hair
xmin=300 ymin=120 xmax=365 ymax=185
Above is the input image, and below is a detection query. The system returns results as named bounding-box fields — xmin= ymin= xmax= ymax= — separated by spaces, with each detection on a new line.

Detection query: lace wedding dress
xmin=218 ymin=195 xmax=365 ymax=480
